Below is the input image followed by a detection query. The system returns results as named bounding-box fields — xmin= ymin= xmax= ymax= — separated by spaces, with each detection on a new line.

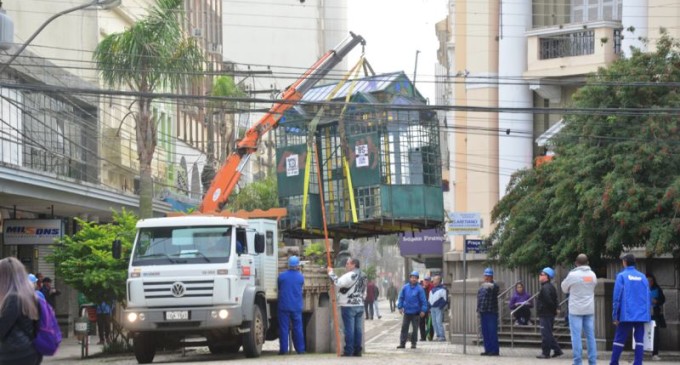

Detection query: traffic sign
xmin=465 ymin=239 xmax=487 ymax=253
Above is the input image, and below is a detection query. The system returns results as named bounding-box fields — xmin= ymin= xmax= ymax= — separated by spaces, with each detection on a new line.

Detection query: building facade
xmin=0 ymin=0 xmax=225 ymax=334
xmin=437 ymin=0 xmax=680 ymax=349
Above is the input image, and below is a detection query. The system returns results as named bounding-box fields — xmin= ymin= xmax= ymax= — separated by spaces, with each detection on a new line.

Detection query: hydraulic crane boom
xmin=200 ymin=32 xmax=366 ymax=213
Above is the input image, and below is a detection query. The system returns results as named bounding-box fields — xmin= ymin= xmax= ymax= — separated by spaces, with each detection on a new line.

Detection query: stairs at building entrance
xmin=497 ymin=317 xmax=572 ymax=348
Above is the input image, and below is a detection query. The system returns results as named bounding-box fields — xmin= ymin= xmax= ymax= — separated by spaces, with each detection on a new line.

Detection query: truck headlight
xmin=211 ymin=309 xmax=229 ymax=319
xmin=127 ymin=313 xmax=138 ymax=323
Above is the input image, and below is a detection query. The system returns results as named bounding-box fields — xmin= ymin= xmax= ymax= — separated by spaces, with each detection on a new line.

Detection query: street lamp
xmin=0 ymin=0 xmax=120 ymax=74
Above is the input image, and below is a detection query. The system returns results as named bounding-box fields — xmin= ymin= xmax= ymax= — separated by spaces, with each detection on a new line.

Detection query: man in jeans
xmin=428 ymin=275 xmax=448 ymax=341
xmin=396 ymin=271 xmax=428 ymax=349
xmin=561 ymin=254 xmax=598 ymax=365
xmin=477 ymin=268 xmax=500 ymax=356
xmin=328 ymin=257 xmax=366 ymax=357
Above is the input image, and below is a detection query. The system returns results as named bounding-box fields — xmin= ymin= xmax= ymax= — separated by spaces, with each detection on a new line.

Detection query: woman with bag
xmin=646 ymin=273 xmax=666 ymax=361
xmin=0 ymin=257 xmax=42 ymax=365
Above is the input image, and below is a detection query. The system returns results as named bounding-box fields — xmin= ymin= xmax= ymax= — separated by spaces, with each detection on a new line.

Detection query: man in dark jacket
xmin=364 ymin=280 xmax=377 ymax=320
xmin=396 ymin=271 xmax=427 ymax=349
xmin=387 ymin=282 xmax=398 ymax=312
xmin=536 ymin=267 xmax=563 ymax=359
xmin=277 ymin=256 xmax=305 ymax=355
xmin=40 ymin=277 xmax=60 ymax=310
xmin=477 ymin=267 xmax=499 ymax=356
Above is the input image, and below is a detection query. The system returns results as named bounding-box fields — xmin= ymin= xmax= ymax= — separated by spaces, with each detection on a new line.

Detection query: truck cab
xmin=123 ymin=215 xmax=277 ymax=363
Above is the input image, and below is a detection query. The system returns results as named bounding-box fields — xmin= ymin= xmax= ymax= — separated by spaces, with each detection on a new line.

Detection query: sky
xmin=347 ymin=0 xmax=448 ymax=103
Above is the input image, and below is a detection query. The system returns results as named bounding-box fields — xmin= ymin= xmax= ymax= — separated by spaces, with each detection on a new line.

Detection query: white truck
xmin=122 ymin=215 xmax=278 ymax=363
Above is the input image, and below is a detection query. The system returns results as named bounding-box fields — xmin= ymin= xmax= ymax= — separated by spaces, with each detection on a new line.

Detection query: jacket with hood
xmin=561 ymin=265 xmax=597 ymax=315
xmin=397 ymin=283 xmax=428 ymax=315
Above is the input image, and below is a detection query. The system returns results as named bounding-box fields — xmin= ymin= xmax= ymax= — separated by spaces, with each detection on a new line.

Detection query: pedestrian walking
xmin=561 ymin=254 xmax=598 ymax=365
xmin=646 ymin=273 xmax=665 ymax=361
xmin=0 ymin=257 xmax=42 ymax=365
xmin=387 ymin=282 xmax=398 ymax=313
xmin=396 ymin=271 xmax=428 ymax=349
xmin=536 ymin=267 xmax=563 ymax=359
xmin=39 ymin=277 xmax=60 ymax=310
xmin=428 ymin=275 xmax=448 ymax=341
xmin=278 ymin=256 xmax=305 ymax=355
xmin=96 ymin=301 xmax=113 ymax=345
xmin=477 ymin=267 xmax=500 ymax=356
xmin=373 ymin=287 xmax=382 ymax=319
xmin=328 ymin=257 xmax=366 ymax=357
xmin=364 ymin=280 xmax=378 ymax=320
xmin=610 ymin=254 xmax=650 ymax=365
xmin=508 ymin=282 xmax=532 ymax=325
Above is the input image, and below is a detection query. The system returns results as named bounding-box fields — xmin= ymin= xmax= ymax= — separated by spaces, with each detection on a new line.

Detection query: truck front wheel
xmin=242 ymin=305 xmax=264 ymax=358
xmin=133 ymin=332 xmax=156 ymax=364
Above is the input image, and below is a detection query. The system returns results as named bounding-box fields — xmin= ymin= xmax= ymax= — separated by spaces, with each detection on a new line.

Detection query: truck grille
xmin=143 ymin=280 xmax=214 ymax=299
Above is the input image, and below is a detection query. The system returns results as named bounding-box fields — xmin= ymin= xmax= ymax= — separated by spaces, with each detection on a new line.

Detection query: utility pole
xmin=412 ymin=50 xmax=421 ymax=96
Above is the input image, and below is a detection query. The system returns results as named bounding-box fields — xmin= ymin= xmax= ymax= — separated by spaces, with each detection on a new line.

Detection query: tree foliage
xmin=488 ymin=33 xmax=680 ymax=270
xmin=225 ymin=172 xmax=278 ymax=211
xmin=93 ymin=0 xmax=204 ymax=218
xmin=47 ymin=210 xmax=137 ymax=304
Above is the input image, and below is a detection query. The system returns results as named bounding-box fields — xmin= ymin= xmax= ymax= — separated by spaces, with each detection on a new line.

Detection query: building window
xmin=613 ymin=28 xmax=623 ymax=54
xmin=539 ymin=30 xmax=595 ymax=59
xmin=571 ymin=0 xmax=622 ymax=23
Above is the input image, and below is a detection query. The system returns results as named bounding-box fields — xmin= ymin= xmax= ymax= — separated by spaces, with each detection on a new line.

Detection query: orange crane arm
xmin=200 ymin=32 xmax=366 ymax=213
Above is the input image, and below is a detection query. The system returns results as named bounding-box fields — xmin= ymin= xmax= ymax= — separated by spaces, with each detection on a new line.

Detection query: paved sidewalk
xmin=45 ymin=300 xmax=679 ymax=364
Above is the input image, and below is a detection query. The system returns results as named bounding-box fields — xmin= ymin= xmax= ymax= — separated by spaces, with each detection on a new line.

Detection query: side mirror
xmin=254 ymin=234 xmax=265 ymax=254
xmin=112 ymin=239 xmax=122 ymax=259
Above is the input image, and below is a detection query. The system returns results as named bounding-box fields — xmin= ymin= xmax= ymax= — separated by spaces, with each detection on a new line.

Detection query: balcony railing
xmin=539 ymin=30 xmax=594 ymax=60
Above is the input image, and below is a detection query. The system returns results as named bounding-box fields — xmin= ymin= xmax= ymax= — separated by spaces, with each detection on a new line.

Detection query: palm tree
xmin=93 ymin=0 xmax=203 ymax=218
xmin=201 ymin=75 xmax=246 ymax=193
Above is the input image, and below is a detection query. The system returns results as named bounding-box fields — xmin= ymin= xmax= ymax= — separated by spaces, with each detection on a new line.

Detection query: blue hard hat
xmin=484 ymin=268 xmax=494 ymax=276
xmin=288 ymin=256 xmax=300 ymax=267
xmin=410 ymin=271 xmax=419 ymax=278
xmin=28 ymin=274 xmax=38 ymax=283
xmin=542 ymin=267 xmax=555 ymax=279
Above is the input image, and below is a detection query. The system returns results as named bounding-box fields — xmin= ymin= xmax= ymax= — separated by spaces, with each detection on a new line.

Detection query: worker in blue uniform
xmin=610 ymin=253 xmax=650 ymax=365
xmin=277 ymin=255 xmax=305 ymax=355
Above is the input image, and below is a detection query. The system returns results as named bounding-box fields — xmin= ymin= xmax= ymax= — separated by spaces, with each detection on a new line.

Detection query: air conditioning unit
xmin=191 ymin=27 xmax=202 ymax=37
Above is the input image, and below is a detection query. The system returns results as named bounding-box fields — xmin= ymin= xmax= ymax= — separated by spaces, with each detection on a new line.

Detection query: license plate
xmin=165 ymin=311 xmax=189 ymax=320
xmin=75 ymin=322 xmax=88 ymax=332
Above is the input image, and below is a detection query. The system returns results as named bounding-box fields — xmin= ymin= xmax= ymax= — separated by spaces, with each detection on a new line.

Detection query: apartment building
xmin=438 ymin=0 xmax=680 ymax=347
xmin=0 ymin=0 xmax=226 ymax=333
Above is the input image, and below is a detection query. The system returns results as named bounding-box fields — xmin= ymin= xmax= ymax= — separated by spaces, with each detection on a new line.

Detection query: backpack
xmin=34 ymin=296 xmax=62 ymax=356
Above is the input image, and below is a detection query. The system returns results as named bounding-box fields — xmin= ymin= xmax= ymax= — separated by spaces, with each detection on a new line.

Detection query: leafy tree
xmin=303 ymin=242 xmax=327 ymax=266
xmin=48 ymin=210 xmax=136 ymax=303
xmin=488 ymin=33 xmax=680 ymax=270
xmin=47 ymin=210 xmax=137 ymax=341
xmin=94 ymin=0 xmax=204 ymax=218
xmin=225 ymin=172 xmax=278 ymax=211
xmin=364 ymin=264 xmax=377 ymax=281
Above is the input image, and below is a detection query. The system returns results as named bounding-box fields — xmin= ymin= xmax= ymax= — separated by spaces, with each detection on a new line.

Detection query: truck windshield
xmin=131 ymin=226 xmax=232 ymax=266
